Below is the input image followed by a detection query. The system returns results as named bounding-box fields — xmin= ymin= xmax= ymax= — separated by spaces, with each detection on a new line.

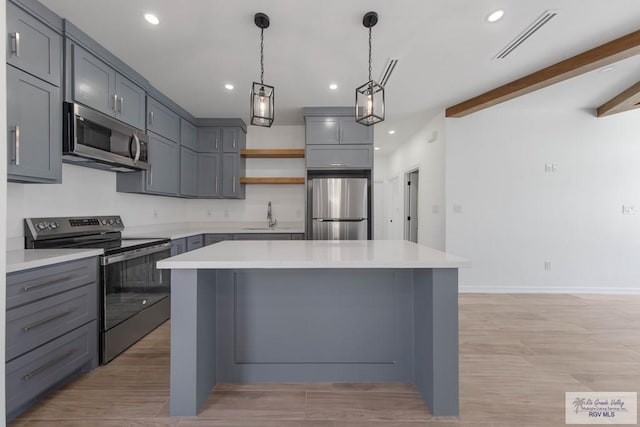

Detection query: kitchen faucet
xmin=267 ymin=201 xmax=277 ymax=228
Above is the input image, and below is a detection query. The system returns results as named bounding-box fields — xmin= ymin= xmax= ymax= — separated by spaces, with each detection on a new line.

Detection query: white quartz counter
xmin=7 ymin=248 xmax=104 ymax=273
xmin=157 ymin=240 xmax=470 ymax=270
xmin=122 ymin=221 xmax=305 ymax=240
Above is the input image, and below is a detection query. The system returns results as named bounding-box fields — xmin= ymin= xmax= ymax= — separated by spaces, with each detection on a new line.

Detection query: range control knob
xmin=50 ymin=222 xmax=59 ymax=229
xmin=36 ymin=222 xmax=48 ymax=230
xmin=108 ymin=219 xmax=115 ymax=225
xmin=101 ymin=219 xmax=108 ymax=225
xmin=115 ymin=218 xmax=122 ymax=224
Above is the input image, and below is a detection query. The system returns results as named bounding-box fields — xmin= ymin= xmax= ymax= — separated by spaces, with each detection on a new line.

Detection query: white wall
xmin=6 ymin=125 xmax=306 ymax=248
xmin=372 ymin=153 xmax=389 ymax=239
xmin=1 ymin=1 xmax=7 ymax=423
xmin=384 ymin=112 xmax=446 ymax=250
xmin=446 ymin=107 xmax=640 ymax=293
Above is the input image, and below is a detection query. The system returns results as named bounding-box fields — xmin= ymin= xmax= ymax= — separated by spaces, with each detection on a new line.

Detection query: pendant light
xmin=250 ymin=13 xmax=274 ymax=127
xmin=355 ymin=11 xmax=384 ymax=126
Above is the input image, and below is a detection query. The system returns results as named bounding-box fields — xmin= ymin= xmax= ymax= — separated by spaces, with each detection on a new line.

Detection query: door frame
xmin=404 ymin=168 xmax=419 ymax=243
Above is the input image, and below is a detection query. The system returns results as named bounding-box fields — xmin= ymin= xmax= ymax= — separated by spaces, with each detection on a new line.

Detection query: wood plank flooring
xmin=10 ymin=294 xmax=640 ymax=427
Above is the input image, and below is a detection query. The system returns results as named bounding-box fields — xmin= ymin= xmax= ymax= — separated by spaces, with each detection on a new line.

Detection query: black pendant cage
xmin=250 ymin=82 xmax=275 ymax=127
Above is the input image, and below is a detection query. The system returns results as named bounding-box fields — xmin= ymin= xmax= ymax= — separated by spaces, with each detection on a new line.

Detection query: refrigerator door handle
xmin=314 ymin=218 xmax=366 ymax=222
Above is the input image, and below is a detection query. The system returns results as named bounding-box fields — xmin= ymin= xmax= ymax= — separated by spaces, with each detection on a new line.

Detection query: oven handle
xmin=101 ymin=242 xmax=171 ymax=266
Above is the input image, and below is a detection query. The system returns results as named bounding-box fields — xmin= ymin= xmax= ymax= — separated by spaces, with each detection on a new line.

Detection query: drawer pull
xmin=23 ymin=350 xmax=74 ymax=381
xmin=22 ymin=275 xmax=79 ymax=292
xmin=23 ymin=310 xmax=74 ymax=332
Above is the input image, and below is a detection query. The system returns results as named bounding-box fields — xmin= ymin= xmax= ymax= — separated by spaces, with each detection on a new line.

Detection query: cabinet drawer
xmin=6 ymin=3 xmax=62 ymax=86
xmin=6 ymin=320 xmax=97 ymax=418
xmin=233 ymin=233 xmax=292 ymax=240
xmin=7 ymin=257 xmax=98 ymax=310
xmin=7 ymin=284 xmax=97 ymax=361
xmin=204 ymin=234 xmax=230 ymax=246
xmin=306 ymin=144 xmax=373 ymax=169
xmin=186 ymin=234 xmax=204 ymax=251
xmin=171 ymin=238 xmax=186 ymax=256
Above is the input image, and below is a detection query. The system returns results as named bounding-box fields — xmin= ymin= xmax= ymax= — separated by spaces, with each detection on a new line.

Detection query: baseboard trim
xmin=458 ymin=286 xmax=640 ymax=295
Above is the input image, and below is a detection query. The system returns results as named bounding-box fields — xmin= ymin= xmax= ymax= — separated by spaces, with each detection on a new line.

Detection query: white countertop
xmin=157 ymin=240 xmax=471 ymax=270
xmin=123 ymin=221 xmax=305 ymax=240
xmin=7 ymin=248 xmax=104 ymax=274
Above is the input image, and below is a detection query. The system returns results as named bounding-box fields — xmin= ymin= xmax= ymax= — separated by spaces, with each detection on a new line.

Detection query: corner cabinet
xmin=6 ymin=2 xmax=63 ymax=183
xmin=304 ymin=107 xmax=374 ymax=170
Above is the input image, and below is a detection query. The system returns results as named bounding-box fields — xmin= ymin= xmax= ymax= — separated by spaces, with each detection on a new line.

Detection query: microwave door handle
xmin=132 ymin=133 xmax=141 ymax=164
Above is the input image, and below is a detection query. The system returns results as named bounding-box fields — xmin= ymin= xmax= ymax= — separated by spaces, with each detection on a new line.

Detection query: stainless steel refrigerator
xmin=310 ymin=177 xmax=369 ymax=240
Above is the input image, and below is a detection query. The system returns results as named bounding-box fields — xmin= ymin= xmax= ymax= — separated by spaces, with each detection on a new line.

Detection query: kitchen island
xmin=157 ymin=240 xmax=470 ymax=417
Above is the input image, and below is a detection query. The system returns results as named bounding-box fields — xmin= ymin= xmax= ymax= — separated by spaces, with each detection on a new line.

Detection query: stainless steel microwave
xmin=63 ymin=102 xmax=150 ymax=172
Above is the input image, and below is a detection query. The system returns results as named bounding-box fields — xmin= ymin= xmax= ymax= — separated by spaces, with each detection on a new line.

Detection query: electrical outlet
xmin=544 ymin=164 xmax=558 ymax=173
xmin=622 ymin=205 xmax=636 ymax=215
xmin=153 ymin=210 xmax=158 ymax=219
xmin=544 ymin=261 xmax=552 ymax=271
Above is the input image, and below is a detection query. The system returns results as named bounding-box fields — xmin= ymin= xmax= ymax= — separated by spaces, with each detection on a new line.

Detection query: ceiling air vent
xmin=494 ymin=10 xmax=559 ymax=59
xmin=379 ymin=58 xmax=399 ymax=87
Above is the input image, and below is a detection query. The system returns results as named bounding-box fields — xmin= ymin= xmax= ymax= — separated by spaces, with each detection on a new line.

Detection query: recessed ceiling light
xmin=388 ymin=130 xmax=396 ymax=135
xmin=329 ymin=83 xmax=338 ymax=90
xmin=599 ymin=66 xmax=616 ymax=73
xmin=374 ymin=146 xmax=381 ymax=151
xmin=224 ymin=84 xmax=234 ymax=90
xmin=144 ymin=13 xmax=160 ymax=25
xmin=487 ymin=10 xmax=504 ymax=23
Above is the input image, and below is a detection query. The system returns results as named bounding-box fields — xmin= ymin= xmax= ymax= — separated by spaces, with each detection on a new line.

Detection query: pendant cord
xmin=260 ymin=28 xmax=265 ymax=85
xmin=368 ymin=26 xmax=372 ymax=82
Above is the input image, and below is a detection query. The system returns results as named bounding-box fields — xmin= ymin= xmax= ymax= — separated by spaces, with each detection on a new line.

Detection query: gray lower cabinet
xmin=7 ymin=65 xmax=62 ymax=183
xmin=204 ymin=234 xmax=231 ymax=246
xmin=72 ymin=44 xmax=145 ymax=130
xmin=306 ymin=144 xmax=373 ymax=169
xmin=6 ymin=2 xmax=62 ymax=87
xmin=291 ymin=233 xmax=305 ymax=240
xmin=147 ymin=97 xmax=180 ymax=143
xmin=197 ymin=153 xmax=221 ymax=198
xmin=117 ymin=131 xmax=179 ymax=196
xmin=233 ymin=233 xmax=294 ymax=240
xmin=171 ymin=238 xmax=186 ymax=256
xmin=180 ymin=147 xmax=197 ymax=197
xmin=186 ymin=235 xmax=204 ymax=251
xmin=6 ymin=257 xmax=99 ymax=421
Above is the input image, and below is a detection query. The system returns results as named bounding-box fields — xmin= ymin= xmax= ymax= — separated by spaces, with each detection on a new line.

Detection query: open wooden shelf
xmin=240 ymin=177 xmax=305 ymax=185
xmin=240 ymin=149 xmax=305 ymax=158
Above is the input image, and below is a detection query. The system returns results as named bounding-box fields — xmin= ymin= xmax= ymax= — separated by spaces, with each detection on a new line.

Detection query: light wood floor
xmin=10 ymin=294 xmax=640 ymax=427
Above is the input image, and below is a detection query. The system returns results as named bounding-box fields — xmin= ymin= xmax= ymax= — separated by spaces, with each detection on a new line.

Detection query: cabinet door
xmin=306 ymin=144 xmax=373 ymax=169
xmin=196 ymin=127 xmax=221 ymax=152
xmin=171 ymin=238 xmax=186 ymax=256
xmin=6 ymin=3 xmax=62 ymax=87
xmin=180 ymin=147 xmax=197 ymax=197
xmin=147 ymin=97 xmax=180 ymax=142
xmin=7 ymin=66 xmax=62 ymax=182
xmin=222 ymin=128 xmax=240 ymax=152
xmin=180 ymin=119 xmax=197 ymax=151
xmin=233 ymin=233 xmax=292 ymax=240
xmin=197 ymin=152 xmax=221 ymax=198
xmin=340 ymin=117 xmax=373 ymax=144
xmin=115 ymin=73 xmax=145 ymax=131
xmin=72 ymin=44 xmax=116 ymax=116
xmin=146 ymin=132 xmax=179 ymax=195
xmin=222 ymin=153 xmax=239 ymax=198
xmin=306 ymin=117 xmax=340 ymax=145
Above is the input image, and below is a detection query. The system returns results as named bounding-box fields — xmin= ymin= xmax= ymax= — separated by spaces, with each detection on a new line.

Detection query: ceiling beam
xmin=446 ymin=29 xmax=640 ymax=118
xmin=596 ymin=80 xmax=640 ymax=117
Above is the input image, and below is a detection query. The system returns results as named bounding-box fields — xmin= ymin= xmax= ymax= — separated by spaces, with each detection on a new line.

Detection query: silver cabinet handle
xmin=118 ymin=96 xmax=123 ymax=113
xmin=215 ymin=137 xmax=219 ymax=150
xmin=22 ymin=274 xmax=79 ymax=292
xmin=23 ymin=350 xmax=74 ymax=381
xmin=23 ymin=310 xmax=73 ymax=332
xmin=149 ymin=167 xmax=153 ymax=186
xmin=233 ymin=176 xmax=236 ymax=193
xmin=215 ymin=176 xmax=218 ymax=194
xmin=149 ymin=111 xmax=154 ymax=125
xmin=132 ymin=133 xmax=141 ymax=164
xmin=113 ymin=94 xmax=118 ymax=111
xmin=12 ymin=32 xmax=20 ymax=57
xmin=13 ymin=126 xmax=20 ymax=166
xmin=330 ymin=163 xmax=346 ymax=167
xmin=233 ymin=137 xmax=236 ymax=149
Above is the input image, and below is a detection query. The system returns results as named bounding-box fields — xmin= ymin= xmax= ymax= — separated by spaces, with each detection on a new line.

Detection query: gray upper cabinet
xmin=340 ymin=117 xmax=373 ymax=144
xmin=197 ymin=152 xmax=221 ymax=198
xmin=72 ymin=44 xmax=116 ymax=116
xmin=222 ymin=153 xmax=240 ymax=198
xmin=306 ymin=117 xmax=340 ymax=145
xmin=147 ymin=97 xmax=180 ymax=142
xmin=197 ymin=127 xmax=222 ymax=153
xmin=180 ymin=147 xmax=197 ymax=197
xmin=72 ymin=44 xmax=145 ymax=130
xmin=7 ymin=65 xmax=62 ymax=183
xmin=146 ymin=132 xmax=179 ymax=195
xmin=114 ymin=73 xmax=146 ymax=130
xmin=6 ymin=3 xmax=62 ymax=87
xmin=306 ymin=144 xmax=373 ymax=170
xmin=222 ymin=128 xmax=240 ymax=152
xmin=181 ymin=119 xmax=197 ymax=151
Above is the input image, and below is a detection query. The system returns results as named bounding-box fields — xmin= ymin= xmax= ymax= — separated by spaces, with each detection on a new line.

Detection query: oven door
xmin=100 ymin=242 xmax=171 ymax=362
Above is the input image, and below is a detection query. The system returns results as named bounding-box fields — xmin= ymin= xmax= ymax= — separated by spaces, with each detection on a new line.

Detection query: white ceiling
xmin=41 ymin=0 xmax=640 ymax=150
